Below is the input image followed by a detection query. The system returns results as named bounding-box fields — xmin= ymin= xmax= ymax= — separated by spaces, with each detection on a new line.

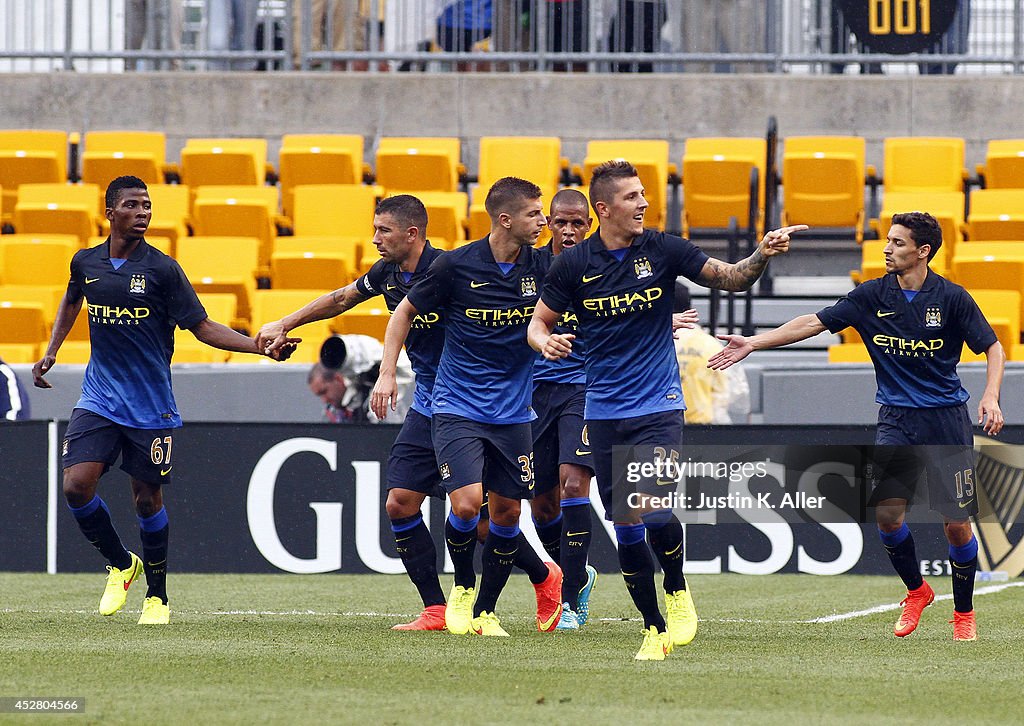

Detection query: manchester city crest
xmin=129 ymin=273 xmax=146 ymax=295
xmin=634 ymin=257 xmax=653 ymax=279
xmin=440 ymin=462 xmax=451 ymax=480
xmin=520 ymin=275 xmax=537 ymax=297
xmin=924 ymin=306 xmax=942 ymax=328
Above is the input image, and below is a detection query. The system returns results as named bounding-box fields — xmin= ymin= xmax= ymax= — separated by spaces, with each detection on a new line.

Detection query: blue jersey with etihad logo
xmin=356 ymin=242 xmax=445 ymax=417
xmin=533 ymin=243 xmax=586 ymax=385
xmin=816 ymin=271 xmax=996 ymax=408
xmin=406 ymin=237 xmax=544 ymax=424
xmin=541 ymin=229 xmax=709 ymax=420
xmin=68 ymin=239 xmax=207 ymax=429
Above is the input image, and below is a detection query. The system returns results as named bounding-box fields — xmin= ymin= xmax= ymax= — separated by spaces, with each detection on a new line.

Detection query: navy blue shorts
xmin=62 ymin=408 xmax=175 ymax=485
xmin=432 ymin=413 xmax=534 ymax=501
xmin=587 ymin=409 xmax=684 ymax=521
xmin=870 ymin=404 xmax=978 ymax=518
xmin=387 ymin=409 xmax=444 ymax=499
xmin=531 ymin=381 xmax=594 ymax=495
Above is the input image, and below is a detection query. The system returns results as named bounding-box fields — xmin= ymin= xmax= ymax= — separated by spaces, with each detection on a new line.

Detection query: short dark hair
xmin=589 ymin=160 xmax=639 ymax=209
xmin=105 ymin=175 xmax=148 ymax=209
xmin=673 ymin=282 xmax=692 ymax=313
xmin=891 ymin=211 xmax=942 ymax=261
xmin=484 ymin=176 xmax=542 ymax=219
xmin=375 ymin=194 xmax=428 ymax=236
xmin=549 ymin=188 xmax=589 ymax=214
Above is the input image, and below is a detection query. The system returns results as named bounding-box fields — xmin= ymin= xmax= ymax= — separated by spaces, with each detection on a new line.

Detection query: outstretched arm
xmin=696 ymin=225 xmax=808 ymax=292
xmin=707 ymin=313 xmax=827 ymax=370
xmin=32 ymin=286 xmax=84 ymax=388
xmin=256 ymin=282 xmax=370 ymax=354
xmin=370 ymin=297 xmax=417 ymax=419
xmin=978 ymin=341 xmax=1005 ymax=435
xmin=191 ymin=318 xmax=298 ymax=360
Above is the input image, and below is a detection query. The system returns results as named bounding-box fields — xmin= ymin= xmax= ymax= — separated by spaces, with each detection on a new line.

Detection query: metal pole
xmin=300 ymin=0 xmax=311 ymax=70
xmin=1015 ymin=0 xmax=1024 ymax=74
xmin=63 ymin=0 xmax=74 ymax=70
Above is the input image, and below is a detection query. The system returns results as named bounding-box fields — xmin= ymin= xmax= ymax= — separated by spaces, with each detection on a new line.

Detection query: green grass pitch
xmin=0 ymin=572 xmax=1020 ymax=725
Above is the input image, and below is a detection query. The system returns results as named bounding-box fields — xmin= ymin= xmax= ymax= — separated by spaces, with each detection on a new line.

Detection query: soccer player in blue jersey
xmin=32 ymin=176 xmax=295 ymax=625
xmin=258 ymin=194 xmax=451 ymax=631
xmin=372 ymin=177 xmax=563 ymax=637
xmin=531 ymin=189 xmax=599 ymax=631
xmin=709 ymin=211 xmax=1004 ymax=642
xmin=529 ymin=160 xmax=803 ymax=660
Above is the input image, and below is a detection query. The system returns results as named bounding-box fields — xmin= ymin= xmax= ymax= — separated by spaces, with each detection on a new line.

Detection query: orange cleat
xmin=893 ymin=580 xmax=935 ymax=637
xmin=534 ymin=561 xmax=564 ymax=632
xmin=392 ymin=604 xmax=446 ymax=631
xmin=950 ymin=610 xmax=978 ymax=641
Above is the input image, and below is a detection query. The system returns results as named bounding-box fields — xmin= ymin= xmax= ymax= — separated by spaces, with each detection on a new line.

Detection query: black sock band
xmin=474 ymin=530 xmax=519 ymax=616
xmin=393 ymin=516 xmax=445 ymax=608
xmin=560 ymin=502 xmax=592 ymax=609
xmin=445 ymin=518 xmax=477 ymax=590
xmin=644 ymin=513 xmax=686 ymax=593
xmin=514 ymin=532 xmax=550 ymax=585
xmin=618 ymin=540 xmax=665 ymax=631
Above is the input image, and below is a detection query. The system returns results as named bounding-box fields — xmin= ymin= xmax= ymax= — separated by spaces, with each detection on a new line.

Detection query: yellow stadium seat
xmin=65 ymin=305 xmax=90 ymax=342
xmin=0 ymin=284 xmax=65 ymax=322
xmin=81 ymin=130 xmax=167 ymax=189
xmin=979 ymin=139 xmax=1024 ymax=189
xmin=279 ymin=134 xmax=365 ymax=221
xmin=179 ymin=138 xmax=269 ymax=202
xmin=57 ymin=340 xmax=92 ymax=364
xmin=196 ymin=292 xmax=238 ymax=327
xmin=176 ymin=236 xmax=260 ymax=329
xmin=0 ymin=130 xmax=69 ymax=225
xmin=468 ymin=137 xmax=564 ymax=240
xmin=415 ymin=191 xmax=468 ymax=248
xmin=966 ymin=189 xmax=1024 ymax=241
xmin=375 ymin=137 xmax=462 ymax=193
xmin=584 ymin=140 xmax=672 ymax=231
xmin=951 ymin=241 xmax=1024 ymax=320
xmin=828 ymin=342 xmax=871 ymax=363
xmin=13 ymin=183 xmax=102 ymax=245
xmin=682 ymin=137 xmax=766 ymax=238
xmin=0 ymin=300 xmax=48 ymax=345
xmin=853 ymin=240 xmax=888 ymax=283
xmin=0 ymin=235 xmax=78 ymax=286
xmin=293 ymin=184 xmax=379 ymax=239
xmin=271 ymin=251 xmax=354 ymax=290
xmin=782 ymin=136 xmax=868 ymax=243
xmin=193 ymin=186 xmax=279 ymax=273
xmin=249 ymin=289 xmax=333 ymax=363
xmin=968 ymin=289 xmax=1021 ymax=351
xmin=0 ymin=343 xmax=40 ymax=363
xmin=274 ymin=235 xmax=363 ymax=271
xmin=872 ymin=191 xmax=963 ymax=273
xmin=883 ymin=137 xmax=967 ymax=194
xmin=144 ymin=184 xmax=191 ymax=250
xmin=332 ymin=297 xmax=390 ymax=341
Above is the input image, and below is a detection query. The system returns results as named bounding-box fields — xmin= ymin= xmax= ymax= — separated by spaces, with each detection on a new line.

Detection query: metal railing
xmin=0 ymin=0 xmax=1022 ymax=73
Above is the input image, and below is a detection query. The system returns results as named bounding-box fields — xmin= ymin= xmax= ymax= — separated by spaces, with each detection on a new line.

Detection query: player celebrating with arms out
xmin=709 ymin=211 xmax=1004 ymax=642
xmin=373 ymin=177 xmax=562 ymax=637
xmin=530 ymin=160 xmax=803 ymax=660
xmin=33 ymin=176 xmax=296 ymax=625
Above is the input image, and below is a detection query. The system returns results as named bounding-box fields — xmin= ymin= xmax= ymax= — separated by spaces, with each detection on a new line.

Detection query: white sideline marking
xmin=802 ymin=581 xmax=1024 ymax=624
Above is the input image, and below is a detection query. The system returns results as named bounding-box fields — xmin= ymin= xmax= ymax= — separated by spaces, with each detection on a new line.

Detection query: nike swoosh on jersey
xmin=876 ymin=310 xmax=896 ymax=317
xmin=85 ymin=277 xmax=100 ymax=284
xmin=581 ymin=274 xmax=603 ymax=283
xmin=958 ymin=498 xmax=975 ymax=509
xmin=575 ymin=449 xmax=591 ymax=456
xmin=470 ymin=281 xmax=491 ymax=288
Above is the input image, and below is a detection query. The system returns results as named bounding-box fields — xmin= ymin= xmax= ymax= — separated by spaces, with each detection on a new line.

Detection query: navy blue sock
xmin=644 ymin=510 xmax=687 ymax=593
xmin=514 ymin=533 xmax=550 ymax=585
xmin=445 ymin=512 xmax=478 ymax=590
xmin=392 ymin=514 xmax=445 ymax=608
xmin=534 ymin=513 xmax=562 ymax=566
xmin=69 ymin=496 xmax=132 ymax=570
xmin=616 ymin=523 xmax=665 ymax=632
xmin=561 ymin=498 xmax=592 ymax=609
xmin=879 ymin=523 xmax=924 ymax=590
xmin=949 ymin=536 xmax=979 ymax=613
xmin=138 ymin=507 xmax=169 ymax=603
xmin=474 ymin=521 xmax=519 ymax=616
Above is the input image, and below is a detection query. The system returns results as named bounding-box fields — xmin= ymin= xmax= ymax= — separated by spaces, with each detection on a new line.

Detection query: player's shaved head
xmin=549 ymin=188 xmax=589 ymax=214
xmin=106 ymin=175 xmax=148 ymax=209
xmin=376 ymin=194 xmax=428 ymax=236
xmin=589 ymin=160 xmax=639 ymax=209
xmin=485 ymin=176 xmax=543 ymax=219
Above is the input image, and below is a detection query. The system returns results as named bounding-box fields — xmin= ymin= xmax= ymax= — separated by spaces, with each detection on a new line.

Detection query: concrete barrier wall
xmin=3 ymin=73 xmax=1022 ymax=172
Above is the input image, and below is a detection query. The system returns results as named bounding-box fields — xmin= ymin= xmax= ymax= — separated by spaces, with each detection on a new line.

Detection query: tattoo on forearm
xmin=700 ymin=249 xmax=768 ymax=292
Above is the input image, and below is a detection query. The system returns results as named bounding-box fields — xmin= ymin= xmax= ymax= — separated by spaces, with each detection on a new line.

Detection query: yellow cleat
xmin=138 ymin=596 xmax=170 ymax=625
xmin=634 ymin=626 xmax=672 ymax=661
xmin=471 ymin=611 xmax=510 ymax=637
xmin=99 ymin=552 xmax=143 ymax=616
xmin=445 ymin=584 xmax=476 ymax=635
xmin=665 ymin=589 xmax=698 ymax=646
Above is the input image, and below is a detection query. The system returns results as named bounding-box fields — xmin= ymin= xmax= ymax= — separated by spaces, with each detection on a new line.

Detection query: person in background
xmin=309 ymin=334 xmax=415 ymax=423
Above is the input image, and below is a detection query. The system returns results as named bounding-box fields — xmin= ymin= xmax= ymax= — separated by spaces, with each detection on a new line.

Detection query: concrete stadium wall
xmin=2 ymin=72 xmax=1022 ymax=172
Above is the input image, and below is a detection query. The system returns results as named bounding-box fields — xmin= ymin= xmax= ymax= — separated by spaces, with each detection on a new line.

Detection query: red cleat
xmin=534 ymin=562 xmax=563 ymax=632
xmin=950 ymin=610 xmax=978 ymax=641
xmin=893 ymin=580 xmax=935 ymax=637
xmin=392 ymin=604 xmax=446 ymax=631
